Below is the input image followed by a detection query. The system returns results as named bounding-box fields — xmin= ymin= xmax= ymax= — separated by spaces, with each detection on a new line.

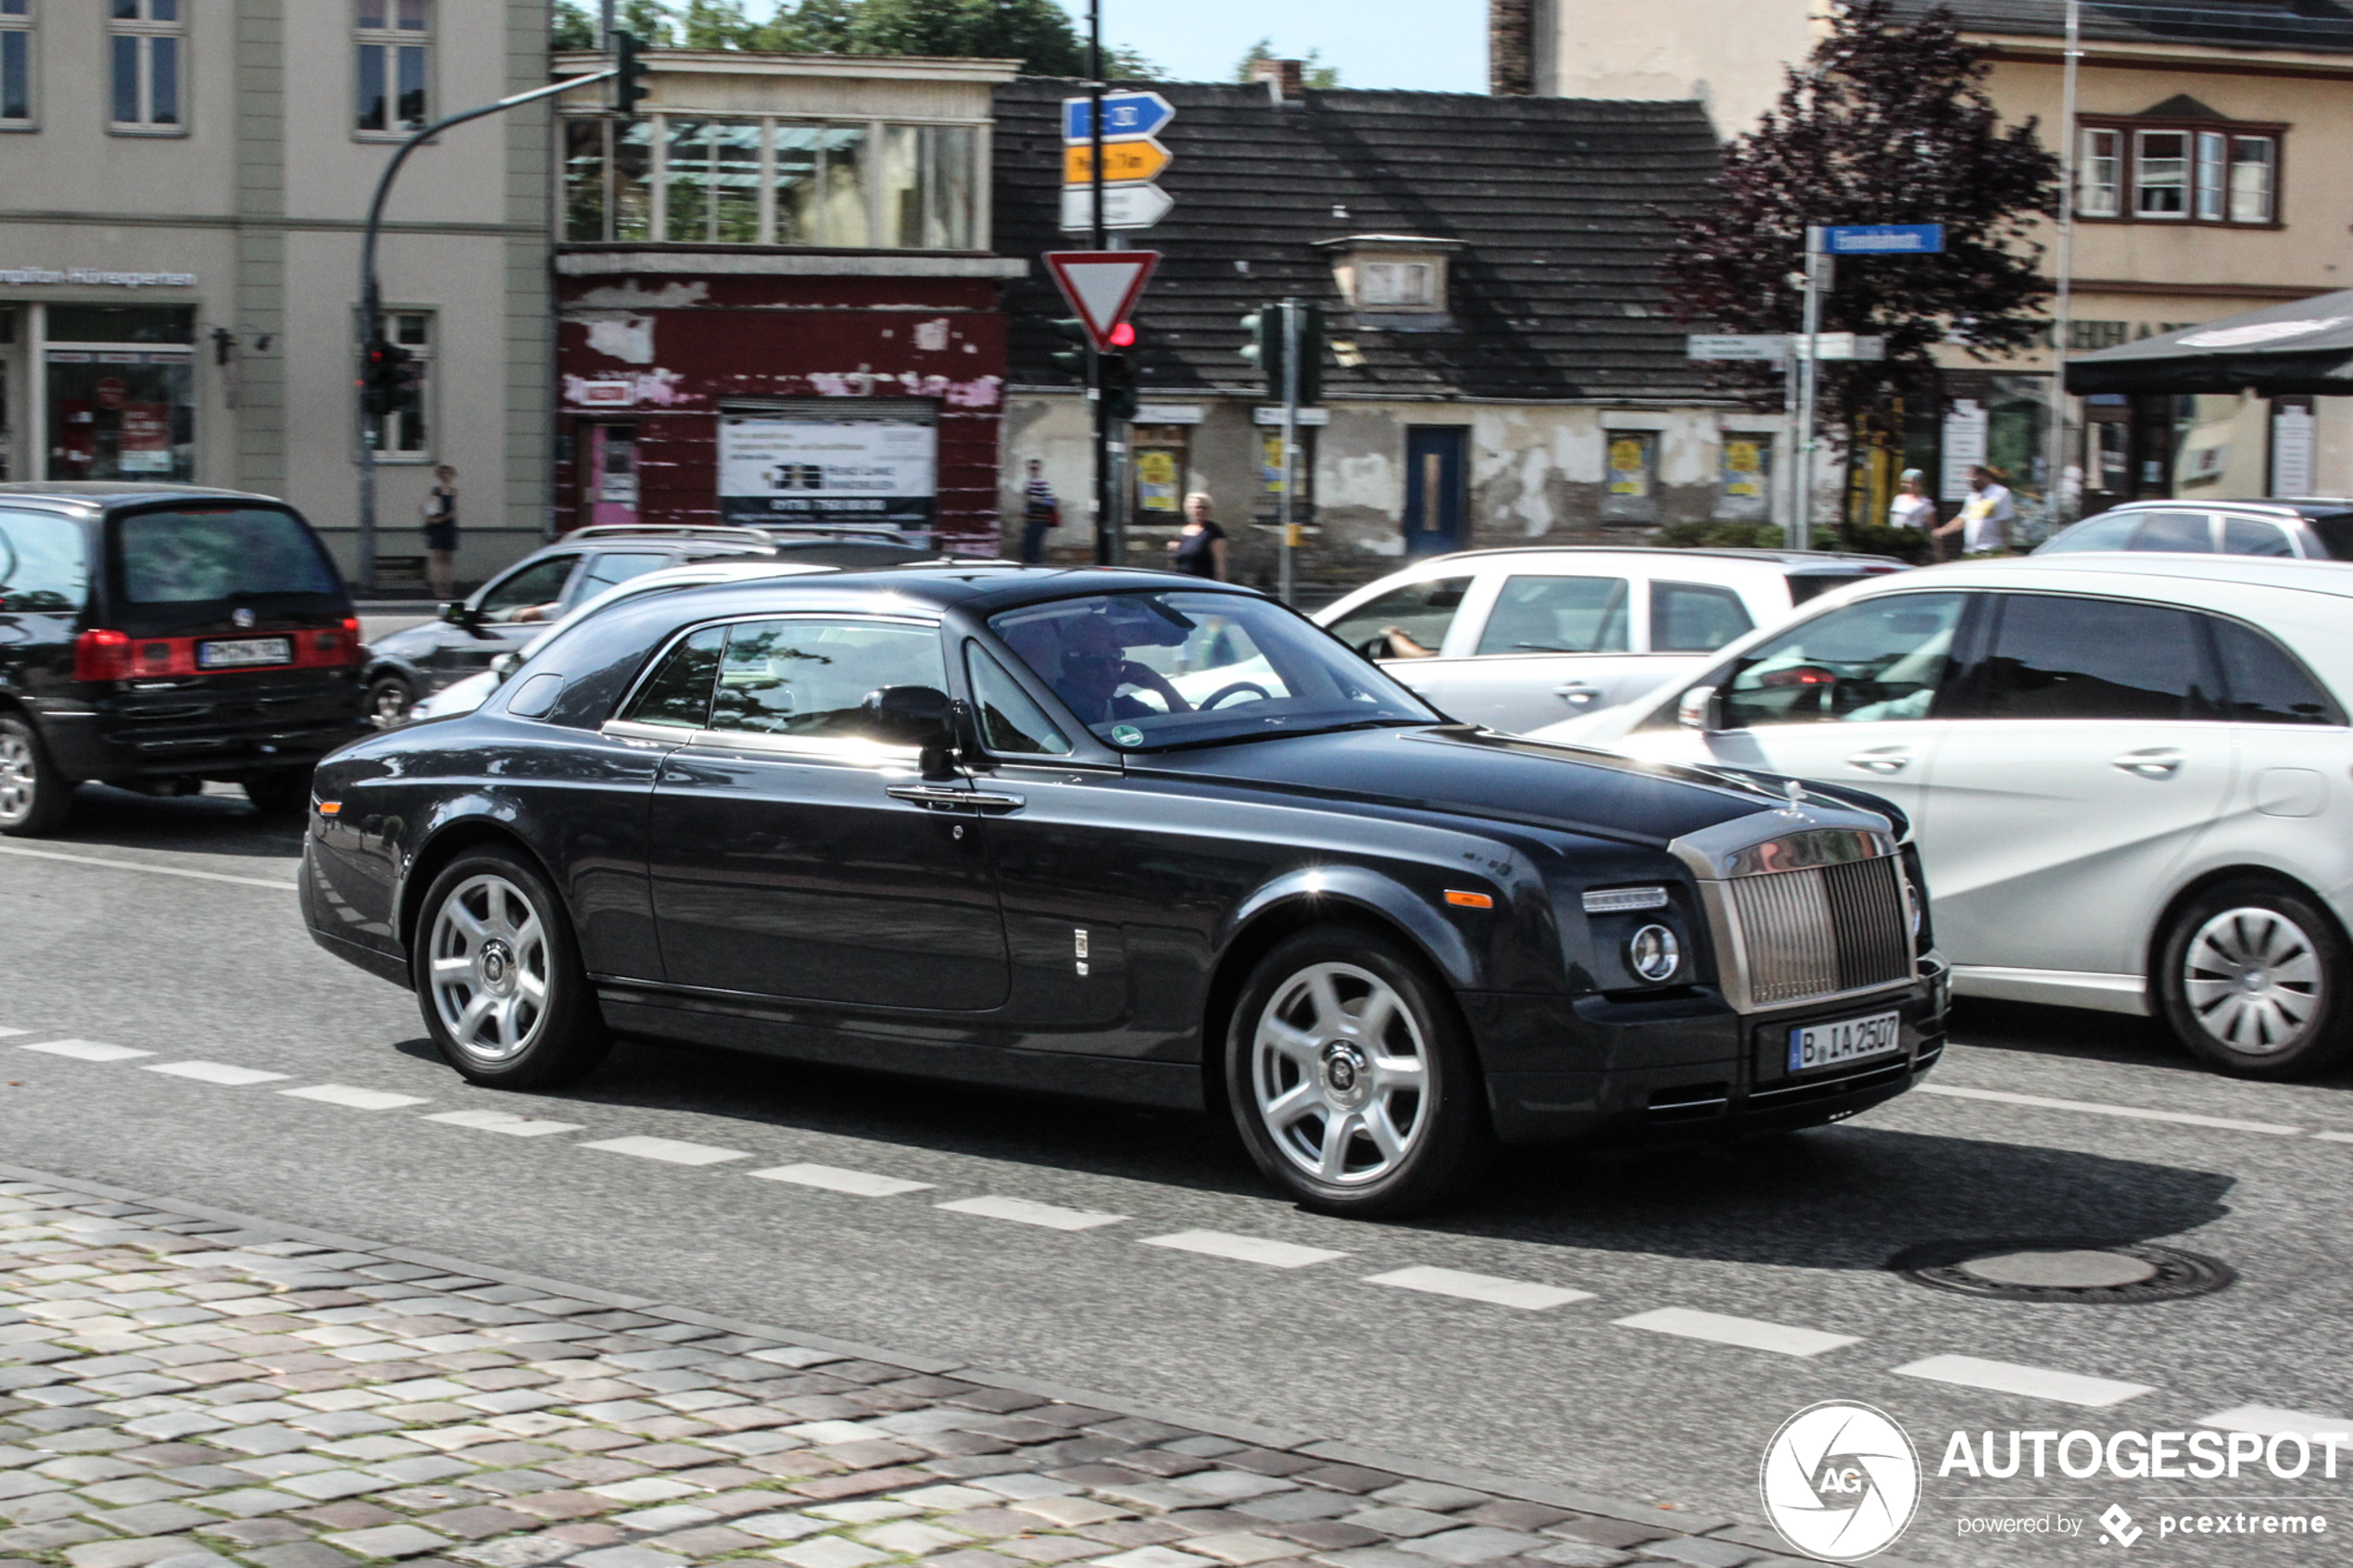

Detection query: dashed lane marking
xmin=2312 ymin=1131 xmax=2353 ymax=1144
xmin=0 ymin=843 xmax=297 ymax=891
xmin=1893 ymin=1353 xmax=2156 ymax=1408
xmin=2198 ymin=1405 xmax=2353 ymax=1440
xmin=935 ymin=1195 xmax=1125 ymax=1232
xmin=18 ymin=1040 xmax=153 ymax=1062
xmin=1917 ymin=1083 xmax=2304 ymax=1136
xmin=1140 ymin=1231 xmax=1346 ymax=1269
xmin=577 ymin=1135 xmax=751 ymax=1166
xmin=141 ymin=1060 xmax=292 ymax=1086
xmin=0 ymin=1029 xmax=26 ymax=1038
xmin=1614 ymin=1306 xmax=1859 ymax=1358
xmin=423 ymin=1109 xmax=584 ymax=1137
xmin=280 ymin=1085 xmax=432 ymax=1110
xmin=750 ymin=1163 xmax=934 ymax=1198
xmin=1363 ymin=1265 xmax=1592 ymax=1311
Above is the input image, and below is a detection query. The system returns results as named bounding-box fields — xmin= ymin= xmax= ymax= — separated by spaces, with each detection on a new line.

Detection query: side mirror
xmin=862 ymin=684 xmax=953 ymax=750
xmin=490 ymin=651 xmax=522 ymax=684
xmin=1678 ymin=684 xmax=1723 ymax=732
xmin=441 ymin=600 xmax=478 ymax=627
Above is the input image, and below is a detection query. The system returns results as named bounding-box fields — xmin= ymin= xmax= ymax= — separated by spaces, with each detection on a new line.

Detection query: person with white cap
xmin=1888 ymin=469 xmax=1938 ymax=533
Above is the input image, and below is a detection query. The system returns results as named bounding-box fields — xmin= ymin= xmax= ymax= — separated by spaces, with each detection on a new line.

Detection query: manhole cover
xmin=1889 ymin=1238 xmax=2234 ymax=1304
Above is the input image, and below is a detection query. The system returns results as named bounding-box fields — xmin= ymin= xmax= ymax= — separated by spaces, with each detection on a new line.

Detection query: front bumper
xmin=1467 ymin=957 xmax=1949 ymax=1147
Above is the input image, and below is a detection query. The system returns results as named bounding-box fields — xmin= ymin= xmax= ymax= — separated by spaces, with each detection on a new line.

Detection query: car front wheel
xmin=414 ymin=849 xmax=610 ymax=1088
xmin=2156 ymin=881 xmax=2352 ymax=1078
xmin=1226 ymin=926 xmax=1492 ymax=1216
xmin=0 ymin=714 xmax=74 ymax=837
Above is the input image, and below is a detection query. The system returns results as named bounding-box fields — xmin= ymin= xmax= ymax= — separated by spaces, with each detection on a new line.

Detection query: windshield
xmin=114 ymin=507 xmax=339 ymax=603
xmin=990 ymin=590 xmax=1436 ymax=750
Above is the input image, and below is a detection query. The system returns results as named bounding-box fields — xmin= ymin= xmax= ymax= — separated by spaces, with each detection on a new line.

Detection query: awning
xmin=2064 ymin=289 xmax=2353 ymax=396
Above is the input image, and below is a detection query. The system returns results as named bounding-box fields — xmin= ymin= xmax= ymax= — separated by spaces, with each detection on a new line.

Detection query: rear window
xmin=1786 ymin=570 xmax=1880 ymax=606
xmin=114 ymin=507 xmax=340 ymax=603
xmin=0 ymin=509 xmax=88 ymax=613
xmin=2302 ymin=511 xmax=2353 ymax=561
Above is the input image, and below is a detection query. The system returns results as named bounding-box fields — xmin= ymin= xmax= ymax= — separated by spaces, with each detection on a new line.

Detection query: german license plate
xmin=197 ymin=636 xmax=292 ymax=669
xmin=1788 ymin=1009 xmax=1903 ymax=1073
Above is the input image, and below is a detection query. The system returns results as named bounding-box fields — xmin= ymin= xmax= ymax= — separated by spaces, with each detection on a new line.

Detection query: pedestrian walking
xmin=1168 ymin=491 xmax=1229 ymax=581
xmin=1933 ymin=465 xmax=2014 ymax=558
xmin=1017 ymin=459 xmax=1059 ymax=565
xmin=422 ymin=465 xmax=459 ymax=599
xmin=1888 ymin=469 xmax=1938 ymax=532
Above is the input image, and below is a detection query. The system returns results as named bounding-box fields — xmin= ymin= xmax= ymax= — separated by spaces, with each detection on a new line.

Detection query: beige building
xmin=1496 ymin=0 xmax=2353 ymax=523
xmin=0 ymin=0 xmax=554 ymax=584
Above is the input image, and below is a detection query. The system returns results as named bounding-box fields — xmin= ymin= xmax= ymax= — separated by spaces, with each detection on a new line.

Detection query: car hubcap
xmin=427 ymin=873 xmax=550 ymax=1064
xmin=2183 ymin=906 xmax=2322 ymax=1055
xmin=0 ymin=733 xmax=34 ymax=824
xmin=1252 ymin=961 xmax=1429 ymax=1185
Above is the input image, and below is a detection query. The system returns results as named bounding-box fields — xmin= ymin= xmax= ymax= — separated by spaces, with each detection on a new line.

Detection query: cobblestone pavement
xmin=0 ymin=1178 xmax=1857 ymax=1568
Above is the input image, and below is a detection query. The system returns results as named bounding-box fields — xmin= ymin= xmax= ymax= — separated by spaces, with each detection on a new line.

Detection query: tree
xmin=552 ymin=1 xmax=598 ymax=48
xmin=1233 ymin=37 xmax=1340 ymax=89
xmin=847 ymin=0 xmax=1088 ymax=74
xmin=1664 ymin=0 xmax=2058 ymax=416
xmin=1105 ymin=45 xmax=1168 ymax=82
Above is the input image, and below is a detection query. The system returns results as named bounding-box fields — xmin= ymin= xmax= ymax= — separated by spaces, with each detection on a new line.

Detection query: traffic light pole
xmin=1793 ymin=227 xmax=1830 ymax=553
xmin=354 ymin=67 xmax=613 ymax=595
xmin=1086 ymin=0 xmax=1114 ymax=567
xmin=1278 ymin=299 xmax=1300 ymax=606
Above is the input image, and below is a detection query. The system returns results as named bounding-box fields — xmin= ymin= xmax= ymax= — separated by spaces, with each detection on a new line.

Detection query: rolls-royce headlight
xmin=1629 ymin=923 xmax=1680 ymax=983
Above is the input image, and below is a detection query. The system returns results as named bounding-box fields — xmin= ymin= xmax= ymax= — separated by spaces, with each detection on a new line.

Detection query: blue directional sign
xmin=1822 ymin=223 xmax=1945 ymax=256
xmin=1063 ymin=91 xmax=1176 ymax=143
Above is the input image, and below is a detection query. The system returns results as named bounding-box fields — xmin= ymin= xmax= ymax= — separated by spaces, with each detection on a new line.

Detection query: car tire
xmin=242 ymin=768 xmax=313 ymax=817
xmin=2155 ymin=879 xmax=2353 ymax=1079
xmin=0 ymin=713 xmax=75 ymax=837
xmin=367 ymin=675 xmax=415 ymax=728
xmin=1225 ymin=925 xmax=1493 ymax=1216
xmin=412 ymin=848 xmax=610 ymax=1089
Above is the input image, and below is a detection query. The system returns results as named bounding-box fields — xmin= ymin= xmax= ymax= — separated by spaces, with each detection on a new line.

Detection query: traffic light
xmin=1048 ymin=318 xmax=1089 ymax=381
xmin=1101 ymin=325 xmax=1141 ymax=421
xmin=613 ymin=30 xmax=649 ymax=116
xmin=1239 ymin=304 xmax=1283 ymax=395
xmin=359 ymin=339 xmax=417 ymax=418
xmin=1294 ymin=302 xmax=1327 ymax=406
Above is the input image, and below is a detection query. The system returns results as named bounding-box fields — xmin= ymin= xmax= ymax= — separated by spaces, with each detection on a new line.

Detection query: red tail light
xmin=75 ymin=629 xmax=133 ymax=682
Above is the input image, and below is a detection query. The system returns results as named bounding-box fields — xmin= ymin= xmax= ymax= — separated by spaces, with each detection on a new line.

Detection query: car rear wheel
xmin=2156 ymin=880 xmax=2352 ymax=1078
xmin=1226 ymin=926 xmax=1492 ymax=1216
xmin=414 ymin=849 xmax=610 ymax=1089
xmin=0 ymin=715 xmax=74 ymax=837
xmin=242 ymin=768 xmax=313 ymax=816
xmin=367 ymin=676 xmax=415 ymax=728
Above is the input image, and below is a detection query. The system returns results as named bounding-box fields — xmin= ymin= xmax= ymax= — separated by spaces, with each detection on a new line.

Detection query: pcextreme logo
xmin=1761 ymin=1402 xmax=1922 ymax=1562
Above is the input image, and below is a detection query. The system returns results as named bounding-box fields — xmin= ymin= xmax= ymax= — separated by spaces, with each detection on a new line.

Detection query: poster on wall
xmin=1718 ymin=435 xmax=1771 ymax=520
xmin=2272 ymin=405 xmax=2316 ymax=496
xmin=718 ymin=409 xmax=937 ymax=530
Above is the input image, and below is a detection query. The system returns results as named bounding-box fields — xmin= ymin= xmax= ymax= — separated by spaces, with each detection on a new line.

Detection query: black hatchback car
xmin=303 ymin=566 xmax=1945 ymax=1214
xmin=0 ymin=483 xmax=369 ymax=834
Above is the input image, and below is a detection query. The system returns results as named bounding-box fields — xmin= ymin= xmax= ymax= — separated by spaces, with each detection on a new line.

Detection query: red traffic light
xmin=1107 ymin=321 xmax=1136 ymax=348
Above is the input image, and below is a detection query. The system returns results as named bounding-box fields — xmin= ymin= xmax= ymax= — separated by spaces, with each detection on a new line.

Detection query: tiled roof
xmin=1890 ymin=0 xmax=2353 ymax=54
xmin=989 ymin=80 xmax=1726 ymax=405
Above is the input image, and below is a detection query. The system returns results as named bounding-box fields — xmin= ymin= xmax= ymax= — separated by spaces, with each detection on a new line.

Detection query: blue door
xmin=1403 ymin=426 xmax=1467 ymax=554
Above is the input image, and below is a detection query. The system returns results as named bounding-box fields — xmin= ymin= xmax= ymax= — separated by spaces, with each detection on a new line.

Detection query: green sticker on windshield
xmin=1110 ymin=724 xmax=1144 ymax=746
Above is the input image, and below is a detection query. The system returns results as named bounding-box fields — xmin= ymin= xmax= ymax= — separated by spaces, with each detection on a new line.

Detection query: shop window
xmin=1130 ymin=424 xmax=1189 ymax=521
xmin=2081 ymin=115 xmax=2279 ymax=225
xmin=108 ymin=0 xmax=182 ymax=132
xmin=562 ymin=118 xmax=607 ymax=242
xmin=773 ymin=123 xmax=870 ymax=245
xmin=664 ymin=119 xmax=761 ymax=244
xmin=363 ymin=311 xmax=432 ymax=461
xmin=879 ymin=124 xmax=975 ymax=249
xmin=1600 ymin=431 xmax=1657 ymax=524
xmin=46 ymin=312 xmax=195 ymax=483
xmin=356 ymin=0 xmax=429 ymax=136
xmin=2 ymin=0 xmax=32 ymax=128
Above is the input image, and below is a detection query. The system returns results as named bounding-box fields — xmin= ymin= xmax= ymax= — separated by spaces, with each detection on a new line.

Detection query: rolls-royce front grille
xmin=1728 ymin=854 xmax=1913 ymax=1006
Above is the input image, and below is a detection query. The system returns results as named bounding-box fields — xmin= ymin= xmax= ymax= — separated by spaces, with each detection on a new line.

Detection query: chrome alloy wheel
xmin=427 ymin=873 xmax=552 ymax=1064
xmin=1252 ymin=961 xmax=1430 ymax=1185
xmin=2183 ymin=906 xmax=2323 ymax=1056
xmin=0 ymin=730 xmax=35 ymax=826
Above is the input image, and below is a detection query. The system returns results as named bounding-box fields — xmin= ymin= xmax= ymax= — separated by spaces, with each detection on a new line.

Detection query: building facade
xmin=548 ymin=48 xmax=1022 ymax=552
xmin=0 ymin=0 xmax=553 ymax=584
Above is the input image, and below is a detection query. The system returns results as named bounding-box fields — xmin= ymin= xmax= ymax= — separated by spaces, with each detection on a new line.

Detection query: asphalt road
xmin=3 ymin=784 xmax=2348 ymax=1566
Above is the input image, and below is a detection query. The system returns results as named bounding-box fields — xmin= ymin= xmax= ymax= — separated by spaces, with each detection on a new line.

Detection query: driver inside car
xmin=1005 ymin=607 xmax=1193 ymax=726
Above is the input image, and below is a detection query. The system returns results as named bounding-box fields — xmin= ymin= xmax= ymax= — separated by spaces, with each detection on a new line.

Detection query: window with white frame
xmin=1 ymin=0 xmax=32 ymax=128
xmin=356 ymin=0 xmax=429 ymax=136
xmin=1359 ymin=261 xmax=1437 ymax=308
xmin=364 ymin=311 xmax=432 ymax=459
xmin=108 ymin=0 xmax=182 ymax=131
xmin=2078 ymin=117 xmax=2278 ymax=225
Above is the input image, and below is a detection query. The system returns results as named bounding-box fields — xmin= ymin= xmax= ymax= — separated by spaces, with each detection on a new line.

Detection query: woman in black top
xmin=422 ymin=465 xmax=459 ymax=599
xmin=1167 ymin=491 xmax=1228 ymax=580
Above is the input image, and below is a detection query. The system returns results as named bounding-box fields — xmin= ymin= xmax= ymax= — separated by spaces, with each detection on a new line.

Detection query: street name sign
xmin=1688 ymin=333 xmax=1790 ymax=361
xmin=1044 ymin=250 xmax=1161 ymax=350
xmin=1059 ymin=182 xmax=1175 ymax=232
xmin=1253 ymin=407 xmax=1330 ymax=426
xmin=1065 ymin=138 xmax=1173 ymax=186
xmin=1063 ymin=92 xmax=1176 ymax=142
xmin=1821 ymin=223 xmax=1945 ymax=255
xmin=1793 ymin=332 xmax=1886 ymax=361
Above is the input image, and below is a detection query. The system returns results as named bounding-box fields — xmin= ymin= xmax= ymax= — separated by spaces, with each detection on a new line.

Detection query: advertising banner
xmin=718 ymin=413 xmax=937 ymax=529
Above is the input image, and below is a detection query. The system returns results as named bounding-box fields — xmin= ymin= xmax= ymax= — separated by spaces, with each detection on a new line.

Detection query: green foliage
xmin=552 ymin=1 xmax=598 ymax=49
xmin=1233 ymin=37 xmax=1340 ymax=89
xmin=1656 ymin=521 xmax=1788 ymax=549
xmin=847 ymin=0 xmax=1087 ymax=75
xmin=1105 ymin=45 xmax=1168 ymax=82
xmin=620 ymin=0 xmax=678 ymax=44
xmin=777 ymin=0 xmax=858 ymax=51
xmin=569 ymin=0 xmax=1088 ymax=72
xmin=1831 ymin=521 xmax=1933 ymax=563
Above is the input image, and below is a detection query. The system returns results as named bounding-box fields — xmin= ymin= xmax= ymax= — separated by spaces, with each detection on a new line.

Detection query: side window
xmin=2124 ymin=510 xmax=2214 ymax=553
xmin=2208 ymin=618 xmax=2344 ymax=725
xmin=966 ymin=646 xmax=1071 ymax=756
xmin=579 ymin=552 xmax=669 ymax=597
xmin=707 ymin=619 xmax=946 ymax=745
xmin=620 ymin=625 xmax=724 ymax=729
xmin=1322 ymin=575 xmax=1471 ymax=659
xmin=1651 ymin=581 xmax=1754 ymax=653
xmin=1722 ymin=593 xmax=1965 ymax=729
xmin=476 ymin=556 xmax=576 ymax=621
xmin=2221 ymin=517 xmax=2296 ymax=558
xmin=0 ymin=510 xmax=88 ymax=612
xmin=1978 ymin=595 xmax=2220 ymax=721
xmin=1475 ymin=575 xmax=1629 ymax=656
xmin=2043 ymin=513 xmax=2141 ymax=553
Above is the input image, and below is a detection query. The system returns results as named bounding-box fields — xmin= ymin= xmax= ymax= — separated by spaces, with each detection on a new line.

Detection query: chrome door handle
xmin=886 ymin=784 xmax=974 ymax=810
xmin=966 ymin=790 xmax=1026 ymax=814
xmin=1845 ymin=749 xmax=1910 ymax=774
xmin=1555 ymin=682 xmax=1600 ymax=706
xmin=2112 ymin=749 xmax=2183 ymax=778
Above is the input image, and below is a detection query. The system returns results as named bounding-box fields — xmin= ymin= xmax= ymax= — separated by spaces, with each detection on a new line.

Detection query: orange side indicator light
xmin=317 ymin=801 xmax=342 ymax=816
xmin=1444 ymin=890 xmax=1493 ymax=909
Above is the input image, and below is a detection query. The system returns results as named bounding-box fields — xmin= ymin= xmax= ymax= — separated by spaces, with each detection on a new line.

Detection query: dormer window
xmin=1359 ymin=260 xmax=1438 ymax=309
xmin=1315 ymin=235 xmax=1463 ymax=323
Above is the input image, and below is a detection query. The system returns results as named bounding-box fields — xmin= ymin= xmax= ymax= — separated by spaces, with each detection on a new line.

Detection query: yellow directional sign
xmin=1064 ymin=137 xmax=1172 ymax=186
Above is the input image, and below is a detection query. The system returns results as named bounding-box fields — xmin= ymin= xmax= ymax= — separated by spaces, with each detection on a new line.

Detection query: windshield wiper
xmin=1124 ymin=717 xmax=1428 ymax=754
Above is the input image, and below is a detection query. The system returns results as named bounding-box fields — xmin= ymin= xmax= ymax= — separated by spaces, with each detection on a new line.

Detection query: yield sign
xmin=1043 ymin=250 xmax=1160 ymax=351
